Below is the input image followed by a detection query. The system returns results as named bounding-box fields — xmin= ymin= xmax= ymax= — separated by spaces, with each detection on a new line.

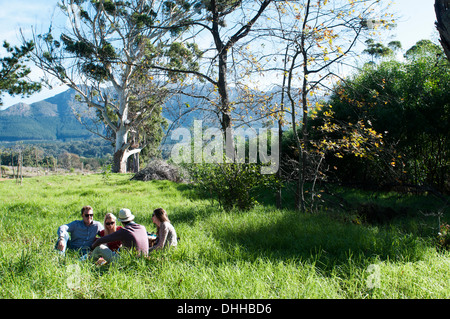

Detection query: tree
xmin=26 ymin=0 xmax=199 ymax=173
xmin=322 ymin=41 xmax=450 ymax=193
xmin=269 ymin=0 xmax=394 ymax=211
xmin=203 ymin=0 xmax=272 ymax=136
xmin=151 ymin=0 xmax=273 ymax=139
xmin=404 ymin=39 xmax=442 ymax=59
xmin=435 ymin=0 xmax=450 ymax=61
xmin=0 ymin=41 xmax=41 ymax=105
xmin=363 ymin=39 xmax=402 ymax=62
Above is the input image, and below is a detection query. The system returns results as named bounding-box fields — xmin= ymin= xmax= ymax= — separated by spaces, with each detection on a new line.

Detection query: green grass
xmin=0 ymin=174 xmax=449 ymax=299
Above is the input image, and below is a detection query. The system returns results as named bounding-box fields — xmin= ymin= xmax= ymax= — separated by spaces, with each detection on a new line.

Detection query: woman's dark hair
xmin=152 ymin=208 xmax=170 ymax=223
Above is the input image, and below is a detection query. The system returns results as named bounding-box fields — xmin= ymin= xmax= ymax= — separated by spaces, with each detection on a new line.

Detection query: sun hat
xmin=118 ymin=208 xmax=135 ymax=222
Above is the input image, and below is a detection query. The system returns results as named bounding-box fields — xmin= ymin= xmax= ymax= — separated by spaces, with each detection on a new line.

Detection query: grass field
xmin=0 ymin=173 xmax=449 ymax=299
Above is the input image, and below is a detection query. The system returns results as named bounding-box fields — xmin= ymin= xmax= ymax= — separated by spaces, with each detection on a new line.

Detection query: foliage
xmin=404 ymin=39 xmax=442 ymax=59
xmin=126 ymin=70 xmax=170 ymax=170
xmin=319 ymin=41 xmax=450 ymax=192
xmin=101 ymin=163 xmax=112 ymax=185
xmin=438 ymin=223 xmax=450 ymax=250
xmin=363 ymin=39 xmax=402 ymax=61
xmin=0 ymin=139 xmax=112 ymax=170
xmin=0 ymin=41 xmax=41 ymax=105
xmin=308 ymin=102 xmax=384 ymax=163
xmin=186 ymin=161 xmax=277 ymax=211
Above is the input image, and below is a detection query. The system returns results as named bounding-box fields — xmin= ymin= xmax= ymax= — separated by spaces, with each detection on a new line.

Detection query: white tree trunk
xmin=113 ymin=89 xmax=131 ymax=173
xmin=113 ymin=124 xmax=129 ymax=173
xmin=112 ymin=93 xmax=142 ymax=173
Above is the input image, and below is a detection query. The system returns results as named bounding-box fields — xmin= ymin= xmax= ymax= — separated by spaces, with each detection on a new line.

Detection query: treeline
xmin=0 ymin=138 xmax=113 ymax=171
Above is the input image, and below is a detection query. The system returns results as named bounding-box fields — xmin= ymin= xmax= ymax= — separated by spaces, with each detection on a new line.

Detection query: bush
xmin=186 ymin=161 xmax=276 ymax=211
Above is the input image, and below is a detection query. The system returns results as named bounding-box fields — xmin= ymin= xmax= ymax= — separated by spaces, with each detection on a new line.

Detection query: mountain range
xmin=0 ymin=85 xmax=305 ymax=143
xmin=0 ymin=89 xmax=94 ymax=142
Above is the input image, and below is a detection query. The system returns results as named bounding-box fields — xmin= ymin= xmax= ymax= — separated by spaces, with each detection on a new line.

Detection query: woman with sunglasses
xmin=91 ymin=213 xmax=123 ymax=265
xmin=98 ymin=213 xmax=123 ymax=251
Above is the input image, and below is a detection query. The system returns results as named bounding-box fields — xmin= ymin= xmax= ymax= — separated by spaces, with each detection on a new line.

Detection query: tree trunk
xmin=435 ymin=0 xmax=450 ymax=61
xmin=112 ymin=123 xmax=129 ymax=173
xmin=112 ymin=149 xmax=127 ymax=173
xmin=133 ymin=153 xmax=140 ymax=173
xmin=212 ymin=4 xmax=234 ymax=155
xmin=112 ymin=149 xmax=141 ymax=173
xmin=276 ymin=116 xmax=283 ymax=209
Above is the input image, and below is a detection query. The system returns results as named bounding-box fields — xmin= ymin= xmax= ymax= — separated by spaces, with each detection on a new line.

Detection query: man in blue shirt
xmin=55 ymin=205 xmax=103 ymax=255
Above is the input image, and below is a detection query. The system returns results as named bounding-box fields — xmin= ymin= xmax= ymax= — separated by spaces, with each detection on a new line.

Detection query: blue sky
xmin=0 ymin=0 xmax=438 ymax=109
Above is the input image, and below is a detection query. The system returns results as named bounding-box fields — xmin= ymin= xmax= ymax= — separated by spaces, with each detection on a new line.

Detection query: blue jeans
xmin=55 ymin=233 xmax=91 ymax=255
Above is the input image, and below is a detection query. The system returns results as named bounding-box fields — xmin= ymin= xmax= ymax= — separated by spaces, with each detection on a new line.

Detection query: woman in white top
xmin=149 ymin=208 xmax=178 ymax=252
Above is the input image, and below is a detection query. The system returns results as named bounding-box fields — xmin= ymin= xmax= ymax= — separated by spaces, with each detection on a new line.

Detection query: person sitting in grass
xmin=91 ymin=208 xmax=149 ymax=263
xmin=91 ymin=213 xmax=123 ymax=265
xmin=55 ymin=205 xmax=103 ymax=255
xmin=148 ymin=208 xmax=178 ymax=253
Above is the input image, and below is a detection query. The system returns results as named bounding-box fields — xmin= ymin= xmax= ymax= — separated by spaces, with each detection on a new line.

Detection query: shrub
xmin=186 ymin=162 xmax=276 ymax=211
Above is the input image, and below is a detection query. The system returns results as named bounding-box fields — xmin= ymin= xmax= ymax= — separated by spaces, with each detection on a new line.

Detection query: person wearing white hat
xmin=117 ymin=208 xmax=135 ymax=222
xmin=91 ymin=208 xmax=149 ymax=263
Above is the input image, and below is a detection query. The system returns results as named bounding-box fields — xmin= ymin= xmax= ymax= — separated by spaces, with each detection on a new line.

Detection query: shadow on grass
xmin=121 ymin=179 xmax=441 ymax=276
xmin=159 ymin=181 xmax=435 ymax=273
xmin=208 ymin=210 xmax=430 ymax=273
xmin=168 ymin=204 xmax=218 ymax=227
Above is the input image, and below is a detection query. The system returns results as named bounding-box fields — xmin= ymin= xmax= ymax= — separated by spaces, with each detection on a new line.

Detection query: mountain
xmin=0 ymin=85 xmax=301 ymax=143
xmin=0 ymin=89 xmax=94 ymax=142
xmin=0 ymin=89 xmax=207 ymax=143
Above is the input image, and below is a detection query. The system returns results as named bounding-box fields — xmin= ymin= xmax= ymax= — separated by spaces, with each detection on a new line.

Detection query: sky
xmin=0 ymin=0 xmax=439 ymax=109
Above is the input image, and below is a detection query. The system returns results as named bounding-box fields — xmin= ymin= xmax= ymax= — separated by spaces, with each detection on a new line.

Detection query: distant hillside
xmin=0 ymin=87 xmax=218 ymax=143
xmin=0 ymin=89 xmax=94 ymax=142
xmin=0 ymin=85 xmax=298 ymax=143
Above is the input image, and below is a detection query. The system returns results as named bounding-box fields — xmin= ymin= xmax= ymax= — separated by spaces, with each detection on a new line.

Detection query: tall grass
xmin=0 ymin=174 xmax=449 ymax=299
